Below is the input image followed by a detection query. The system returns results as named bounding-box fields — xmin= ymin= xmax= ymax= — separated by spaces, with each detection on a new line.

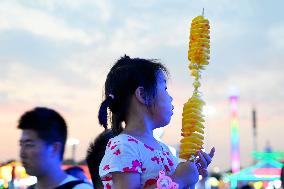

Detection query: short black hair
xmin=86 ymin=129 xmax=114 ymax=189
xmin=18 ymin=107 xmax=67 ymax=159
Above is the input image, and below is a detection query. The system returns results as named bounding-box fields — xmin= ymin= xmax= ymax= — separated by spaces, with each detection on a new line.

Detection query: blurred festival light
xmin=229 ymin=86 xmax=240 ymax=173
xmin=67 ymin=138 xmax=80 ymax=145
xmin=213 ymin=166 xmax=220 ymax=173
xmin=273 ymin=180 xmax=281 ymax=189
xmin=208 ymin=177 xmax=219 ymax=187
xmin=202 ymin=105 xmax=216 ymax=117
xmin=153 ymin=127 xmax=177 ymax=157
xmin=253 ymin=181 xmax=263 ymax=189
xmin=19 ymin=176 xmax=37 ymax=187
xmin=153 ymin=127 xmax=164 ymax=141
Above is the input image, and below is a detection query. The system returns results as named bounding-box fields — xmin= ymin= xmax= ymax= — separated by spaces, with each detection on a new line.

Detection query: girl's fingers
xmin=209 ymin=147 xmax=215 ymax=158
xmin=196 ymin=163 xmax=208 ymax=177
xmin=200 ymin=151 xmax=212 ymax=166
xmin=199 ymin=168 xmax=208 ymax=177
xmin=197 ymin=152 xmax=207 ymax=168
xmin=200 ymin=147 xmax=215 ymax=165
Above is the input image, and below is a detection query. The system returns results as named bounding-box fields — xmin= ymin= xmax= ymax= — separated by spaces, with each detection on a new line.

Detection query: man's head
xmin=18 ymin=107 xmax=67 ymax=176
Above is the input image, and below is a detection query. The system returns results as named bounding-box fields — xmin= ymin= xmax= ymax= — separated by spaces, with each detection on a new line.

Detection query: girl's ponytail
xmin=98 ymin=95 xmax=114 ymax=130
xmin=111 ymin=112 xmax=123 ymax=136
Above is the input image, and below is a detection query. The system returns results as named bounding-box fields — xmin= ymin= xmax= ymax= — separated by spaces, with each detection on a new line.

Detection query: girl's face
xmin=151 ymin=71 xmax=173 ymax=128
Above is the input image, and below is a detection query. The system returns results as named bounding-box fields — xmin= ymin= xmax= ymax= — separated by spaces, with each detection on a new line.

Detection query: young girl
xmin=98 ymin=55 xmax=215 ymax=189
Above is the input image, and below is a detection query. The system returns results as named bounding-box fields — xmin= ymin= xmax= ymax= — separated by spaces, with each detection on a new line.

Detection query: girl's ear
xmin=135 ymin=86 xmax=147 ymax=104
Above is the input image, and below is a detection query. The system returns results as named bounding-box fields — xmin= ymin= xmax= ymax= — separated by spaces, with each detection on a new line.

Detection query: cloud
xmin=35 ymin=0 xmax=112 ymax=21
xmin=268 ymin=25 xmax=284 ymax=50
xmin=0 ymin=1 xmax=100 ymax=45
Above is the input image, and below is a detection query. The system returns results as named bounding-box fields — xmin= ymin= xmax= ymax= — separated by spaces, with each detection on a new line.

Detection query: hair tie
xmin=109 ymin=94 xmax=114 ymax=99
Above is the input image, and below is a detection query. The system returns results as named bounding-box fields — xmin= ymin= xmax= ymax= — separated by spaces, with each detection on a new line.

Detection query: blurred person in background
xmin=86 ymin=130 xmax=114 ymax=189
xmin=18 ymin=107 xmax=93 ymax=189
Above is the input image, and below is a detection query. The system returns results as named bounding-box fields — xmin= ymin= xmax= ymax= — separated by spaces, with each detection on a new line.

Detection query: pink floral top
xmin=99 ymin=134 xmax=178 ymax=189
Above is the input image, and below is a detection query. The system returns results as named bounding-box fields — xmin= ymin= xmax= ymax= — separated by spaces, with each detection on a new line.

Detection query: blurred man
xmin=18 ymin=107 xmax=93 ymax=189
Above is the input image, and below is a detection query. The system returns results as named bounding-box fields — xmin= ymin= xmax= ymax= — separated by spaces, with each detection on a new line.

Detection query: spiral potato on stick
xmin=179 ymin=14 xmax=210 ymax=160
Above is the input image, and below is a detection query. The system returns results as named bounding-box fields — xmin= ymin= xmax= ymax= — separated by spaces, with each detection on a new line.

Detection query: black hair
xmin=18 ymin=107 xmax=67 ymax=160
xmin=65 ymin=166 xmax=84 ymax=175
xmin=86 ymin=129 xmax=114 ymax=189
xmin=98 ymin=55 xmax=168 ymax=135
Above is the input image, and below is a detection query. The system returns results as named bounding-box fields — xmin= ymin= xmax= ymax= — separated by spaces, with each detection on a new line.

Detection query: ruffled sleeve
xmin=99 ymin=135 xmax=143 ymax=178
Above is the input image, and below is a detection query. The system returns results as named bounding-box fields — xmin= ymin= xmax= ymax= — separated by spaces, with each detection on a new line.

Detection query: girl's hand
xmin=195 ymin=147 xmax=215 ymax=177
xmin=172 ymin=160 xmax=199 ymax=189
xmin=172 ymin=147 xmax=215 ymax=188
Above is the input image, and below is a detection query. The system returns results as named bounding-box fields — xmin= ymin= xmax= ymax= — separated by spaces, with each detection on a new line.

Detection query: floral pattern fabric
xmin=99 ymin=134 xmax=178 ymax=188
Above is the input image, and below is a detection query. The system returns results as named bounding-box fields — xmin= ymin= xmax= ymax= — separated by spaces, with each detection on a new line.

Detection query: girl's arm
xmin=112 ymin=171 xmax=189 ymax=189
xmin=111 ymin=147 xmax=215 ymax=189
xmin=112 ymin=172 xmax=156 ymax=189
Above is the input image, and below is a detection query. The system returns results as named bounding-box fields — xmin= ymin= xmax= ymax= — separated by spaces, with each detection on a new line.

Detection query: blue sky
xmin=1 ymin=0 xmax=284 ymax=171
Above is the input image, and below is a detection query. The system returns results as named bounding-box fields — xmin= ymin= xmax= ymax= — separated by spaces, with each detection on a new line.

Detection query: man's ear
xmin=50 ymin=142 xmax=62 ymax=158
xmin=135 ymin=86 xmax=147 ymax=105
